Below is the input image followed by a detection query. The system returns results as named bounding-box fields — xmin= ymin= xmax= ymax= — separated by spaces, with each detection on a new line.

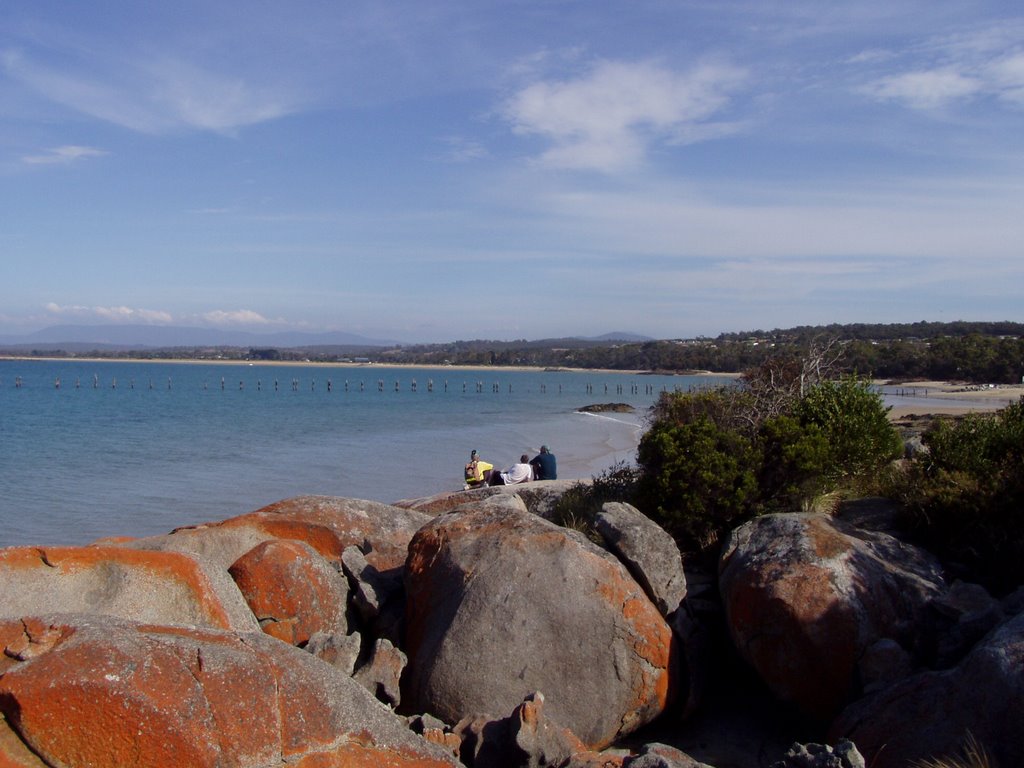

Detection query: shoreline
xmin=5 ymin=354 xmax=1015 ymax=417
xmin=4 ymin=354 xmax=1014 ymax=413
xmin=880 ymin=379 xmax=1024 ymax=419
xmin=0 ymin=354 xmax=740 ymax=378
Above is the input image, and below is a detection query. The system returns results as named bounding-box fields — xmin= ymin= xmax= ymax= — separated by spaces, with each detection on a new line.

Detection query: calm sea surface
xmin=0 ymin=359 xmax=730 ymax=547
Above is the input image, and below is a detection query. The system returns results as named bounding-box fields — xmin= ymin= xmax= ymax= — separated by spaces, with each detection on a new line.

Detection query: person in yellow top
xmin=464 ymin=450 xmax=493 ymax=489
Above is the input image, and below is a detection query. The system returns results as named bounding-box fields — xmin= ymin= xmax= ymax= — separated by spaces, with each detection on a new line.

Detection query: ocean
xmin=0 ymin=359 xmax=730 ymax=547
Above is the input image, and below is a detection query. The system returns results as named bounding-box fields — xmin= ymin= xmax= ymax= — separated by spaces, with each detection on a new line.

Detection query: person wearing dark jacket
xmin=530 ymin=445 xmax=557 ymax=480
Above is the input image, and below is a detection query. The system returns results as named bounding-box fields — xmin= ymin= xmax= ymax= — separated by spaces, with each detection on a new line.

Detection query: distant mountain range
xmin=0 ymin=324 xmax=654 ymax=351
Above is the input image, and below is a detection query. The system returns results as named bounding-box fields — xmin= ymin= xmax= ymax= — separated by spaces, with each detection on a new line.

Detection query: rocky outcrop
xmin=306 ymin=628 xmax=363 ymax=675
xmin=6 ymin=484 xmax=1021 ymax=768
xmin=0 ymin=545 xmax=258 ymax=632
xmin=0 ymin=614 xmax=460 ymax=768
xmin=830 ymin=608 xmax=1024 ymax=768
xmin=623 ymin=743 xmax=715 ymax=767
xmin=453 ymin=692 xmax=587 ymax=768
xmin=340 ymin=544 xmax=406 ymax=646
xmin=0 ymin=491 xmax=719 ymax=766
xmin=394 ymin=479 xmax=590 ymax=520
xmin=719 ymin=512 xmax=946 ymax=719
xmin=228 ymin=538 xmax=348 ymax=646
xmin=0 ymin=496 xmax=456 ymax=766
xmin=770 ymin=741 xmax=865 ymax=768
xmin=125 ymin=494 xmax=433 ymax=572
xmin=402 ymin=496 xmax=676 ymax=750
xmin=353 ymin=638 xmax=407 ymax=708
xmin=595 ymin=502 xmax=687 ymax=617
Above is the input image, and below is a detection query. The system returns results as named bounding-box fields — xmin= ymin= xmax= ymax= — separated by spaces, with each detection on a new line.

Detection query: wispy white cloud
xmin=865 ymin=68 xmax=983 ymax=110
xmin=501 ymin=59 xmax=747 ymax=172
xmin=201 ymin=309 xmax=270 ymax=326
xmin=857 ymin=24 xmax=1024 ymax=112
xmin=510 ymin=169 xmax=1024 ymax=268
xmin=434 ymin=136 xmax=488 ymax=163
xmin=2 ymin=48 xmax=298 ymax=134
xmin=987 ymin=51 xmax=1024 ymax=105
xmin=41 ymin=303 xmax=277 ymax=329
xmin=146 ymin=57 xmax=296 ymax=133
xmin=45 ymin=303 xmax=174 ymax=324
xmin=22 ymin=144 xmax=107 ymax=165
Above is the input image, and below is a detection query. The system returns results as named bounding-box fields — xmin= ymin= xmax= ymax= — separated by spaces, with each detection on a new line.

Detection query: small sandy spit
xmin=882 ymin=379 xmax=1024 ymax=419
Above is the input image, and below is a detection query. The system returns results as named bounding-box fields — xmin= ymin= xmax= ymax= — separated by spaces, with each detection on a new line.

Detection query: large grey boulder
xmin=595 ymin=501 xmax=687 ymax=616
xmin=830 ymin=609 xmax=1024 ymax=768
xmin=402 ymin=496 xmax=676 ymax=750
xmin=719 ymin=512 xmax=946 ymax=719
xmin=926 ymin=579 xmax=1005 ymax=666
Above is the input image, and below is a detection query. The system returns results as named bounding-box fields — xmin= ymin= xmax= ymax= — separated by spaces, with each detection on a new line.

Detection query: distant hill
xmin=0 ymin=324 xmax=400 ymax=350
xmin=714 ymin=320 xmax=1024 ymax=343
xmin=0 ymin=325 xmax=653 ymax=351
xmin=579 ymin=332 xmax=654 ymax=343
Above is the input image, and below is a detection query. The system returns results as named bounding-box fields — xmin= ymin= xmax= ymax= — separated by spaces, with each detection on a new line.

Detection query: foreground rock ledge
xmin=0 ymin=614 xmax=460 ymax=768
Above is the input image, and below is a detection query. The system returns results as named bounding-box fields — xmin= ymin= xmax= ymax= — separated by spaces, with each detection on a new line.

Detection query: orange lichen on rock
xmin=0 ymin=546 xmax=238 ymax=629
xmin=228 ymin=539 xmax=347 ymax=646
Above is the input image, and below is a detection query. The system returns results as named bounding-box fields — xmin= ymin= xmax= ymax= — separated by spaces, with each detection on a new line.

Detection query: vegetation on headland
xmin=5 ymin=320 xmax=1023 ymax=385
xmin=887 ymin=398 xmax=1024 ymax=594
xmin=559 ymin=348 xmax=904 ymax=553
xmin=554 ymin=342 xmax=1024 ymax=594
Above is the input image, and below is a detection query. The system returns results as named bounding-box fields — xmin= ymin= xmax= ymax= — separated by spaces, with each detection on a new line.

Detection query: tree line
xmin=385 ymin=327 xmax=1024 ymax=384
xmin=5 ymin=321 xmax=1022 ymax=384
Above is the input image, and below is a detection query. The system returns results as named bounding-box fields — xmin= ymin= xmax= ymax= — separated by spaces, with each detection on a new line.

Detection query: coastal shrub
xmin=635 ymin=414 xmax=759 ymax=550
xmin=893 ymin=400 xmax=1024 ymax=593
xmin=648 ymin=386 xmax=756 ymax=436
xmin=550 ymin=462 xmax=641 ymax=540
xmin=796 ymin=375 xmax=903 ymax=483
xmin=632 ymin=372 xmax=904 ymax=552
xmin=755 ymin=414 xmax=831 ymax=512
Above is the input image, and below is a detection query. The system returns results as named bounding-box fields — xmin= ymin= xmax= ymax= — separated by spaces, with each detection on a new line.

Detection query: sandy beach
xmin=881 ymin=380 xmax=1024 ymax=419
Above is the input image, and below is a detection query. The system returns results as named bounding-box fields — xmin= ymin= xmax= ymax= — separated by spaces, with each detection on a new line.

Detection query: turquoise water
xmin=0 ymin=360 xmax=729 ymax=547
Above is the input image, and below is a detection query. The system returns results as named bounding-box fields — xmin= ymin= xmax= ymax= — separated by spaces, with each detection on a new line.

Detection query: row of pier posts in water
xmin=8 ymin=375 xmax=663 ymax=396
xmin=22 ymin=374 xmax=173 ymax=390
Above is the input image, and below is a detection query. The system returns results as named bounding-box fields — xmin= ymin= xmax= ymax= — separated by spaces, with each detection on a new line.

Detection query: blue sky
xmin=2 ymin=1 xmax=1022 ymax=343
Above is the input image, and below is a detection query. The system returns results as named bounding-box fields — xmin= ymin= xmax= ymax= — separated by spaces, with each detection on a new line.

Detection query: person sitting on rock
xmin=530 ymin=445 xmax=557 ymax=480
xmin=490 ymin=454 xmax=534 ymax=486
xmin=464 ymin=450 xmax=493 ymax=490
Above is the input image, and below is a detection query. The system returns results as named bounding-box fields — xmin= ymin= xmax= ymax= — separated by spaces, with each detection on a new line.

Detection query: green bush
xmin=648 ymin=386 xmax=758 ymax=436
xmin=893 ymin=400 xmax=1024 ymax=593
xmin=636 ymin=414 xmax=759 ymax=550
xmin=632 ymin=373 xmax=904 ymax=553
xmin=796 ymin=375 xmax=903 ymax=482
xmin=925 ymin=400 xmax=1024 ymax=474
xmin=756 ymin=414 xmax=831 ymax=511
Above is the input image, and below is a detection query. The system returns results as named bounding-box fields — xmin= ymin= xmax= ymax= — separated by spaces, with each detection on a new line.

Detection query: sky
xmin=1 ymin=1 xmax=1022 ymax=343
